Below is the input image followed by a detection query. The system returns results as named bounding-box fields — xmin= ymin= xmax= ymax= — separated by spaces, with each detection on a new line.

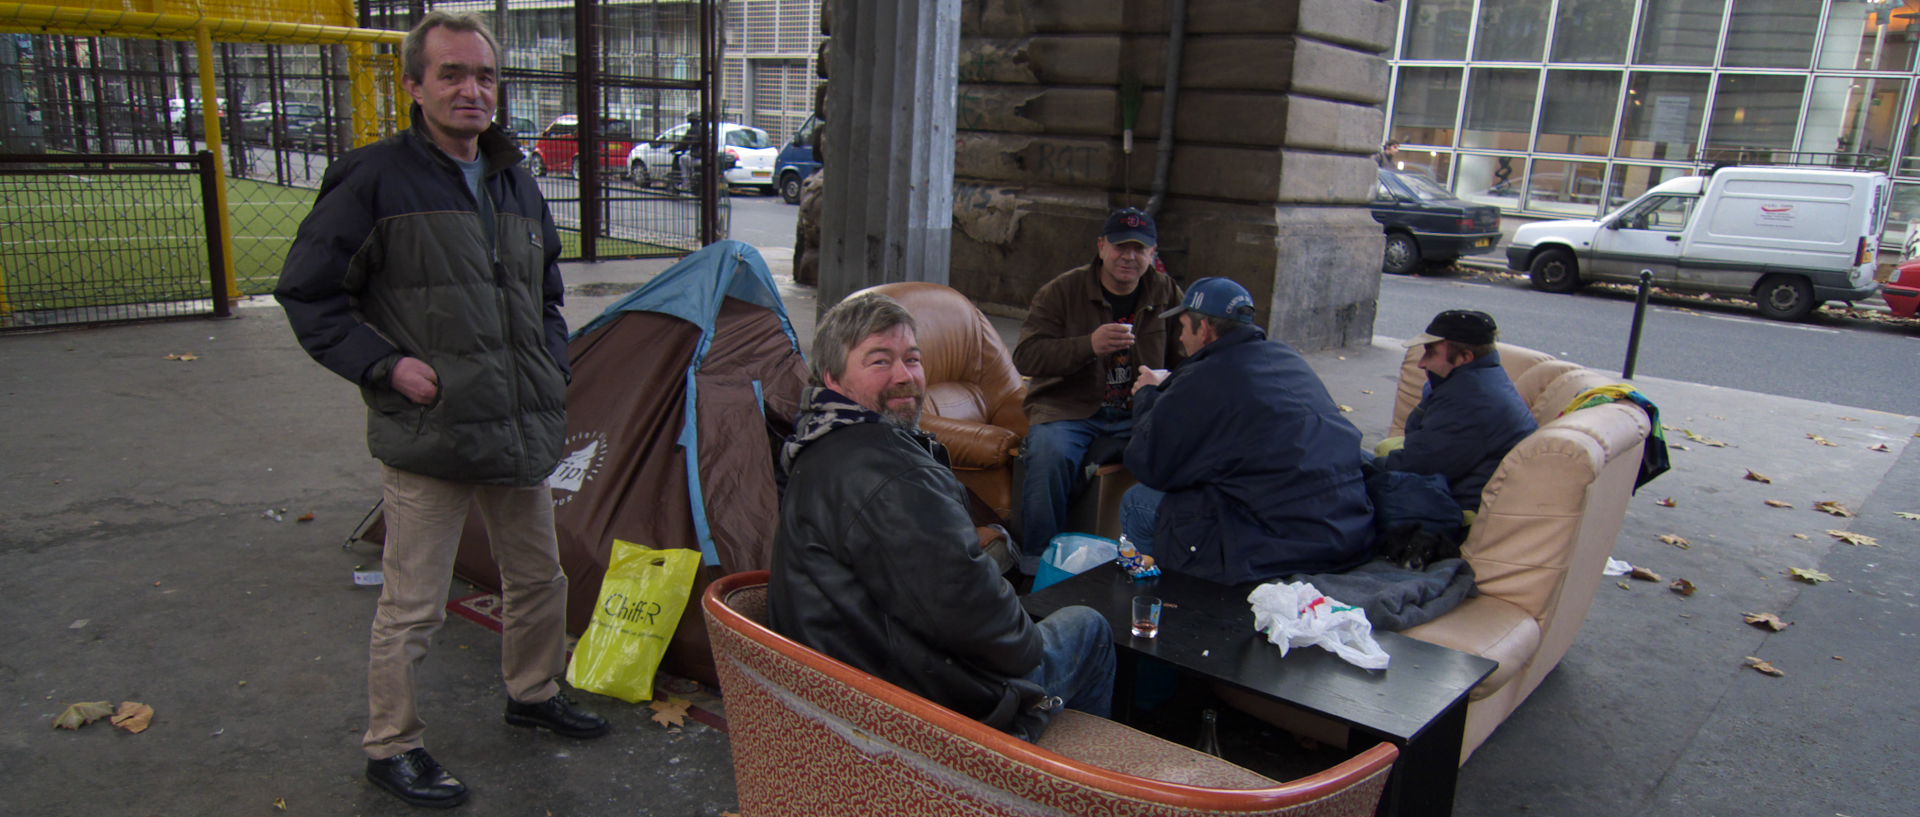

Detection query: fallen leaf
xmin=1338 ymin=404 xmax=1355 ymax=414
xmin=1629 ymin=566 xmax=1664 ymax=582
xmin=1832 ymin=656 xmax=1844 ymax=661
xmin=648 ymin=697 xmax=691 ymax=728
xmin=1807 ymin=433 xmax=1837 ymax=447
xmin=1668 ymin=442 xmax=1690 ymax=451
xmin=273 ymin=798 xmax=287 ymax=811
xmin=1679 ymin=428 xmax=1730 ymax=447
xmin=1669 ymin=578 xmax=1697 ymax=596
xmin=1743 ymin=612 xmax=1789 ymax=631
xmin=1763 ymin=499 xmax=1793 ymax=508
xmin=1360 ymin=389 xmax=1373 ymax=395
xmin=1813 ymin=500 xmax=1853 ymax=518
xmin=1895 ymin=511 xmax=1920 ymax=520
xmin=295 ymin=512 xmax=315 ymax=523
xmin=163 ymin=353 xmax=200 ymax=361
xmin=1658 ymin=533 xmax=1691 ymax=548
xmin=1839 ymin=416 xmax=1859 ymax=422
xmin=1743 ymin=469 xmax=1772 ymax=484
xmin=110 ymin=701 xmax=154 ymax=733
xmin=1868 ymin=443 xmax=1891 ymax=452
xmin=1791 ymin=533 xmax=1809 ymax=540
xmin=1743 ymin=656 xmax=1785 ymax=677
xmin=1788 ymin=567 xmax=1832 ymax=584
xmin=54 ymin=700 xmax=114 ymax=730
xmin=1826 ymin=529 xmax=1879 ymax=546
xmin=1655 ymin=497 xmax=1678 ymax=507
xmin=1616 ymin=580 xmax=1632 ymax=590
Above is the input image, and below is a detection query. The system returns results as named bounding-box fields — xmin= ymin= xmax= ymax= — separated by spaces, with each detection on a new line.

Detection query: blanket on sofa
xmin=1291 ymin=557 xmax=1476 ymax=631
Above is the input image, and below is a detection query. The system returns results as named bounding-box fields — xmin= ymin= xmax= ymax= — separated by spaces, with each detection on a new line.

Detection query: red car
xmin=1884 ymin=259 xmax=1920 ymax=318
xmin=525 ymin=114 xmax=638 ymax=179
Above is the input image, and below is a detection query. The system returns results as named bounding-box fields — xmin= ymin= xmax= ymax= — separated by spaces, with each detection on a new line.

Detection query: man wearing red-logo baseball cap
xmin=1012 ymin=207 xmax=1185 ymax=574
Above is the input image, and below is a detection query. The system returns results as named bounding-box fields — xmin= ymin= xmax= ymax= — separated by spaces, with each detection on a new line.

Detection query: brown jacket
xmin=1014 ymin=262 xmax=1184 ymax=427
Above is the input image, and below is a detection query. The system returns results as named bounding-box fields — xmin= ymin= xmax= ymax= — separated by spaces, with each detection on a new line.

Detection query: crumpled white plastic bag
xmin=1247 ymin=581 xmax=1390 ymax=670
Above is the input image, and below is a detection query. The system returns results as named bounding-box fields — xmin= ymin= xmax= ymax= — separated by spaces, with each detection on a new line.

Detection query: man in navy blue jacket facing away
xmin=1119 ymin=278 xmax=1374 ymax=586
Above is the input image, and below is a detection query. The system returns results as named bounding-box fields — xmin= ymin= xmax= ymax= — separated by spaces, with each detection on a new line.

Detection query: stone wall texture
xmin=950 ymin=0 xmax=1394 ymax=350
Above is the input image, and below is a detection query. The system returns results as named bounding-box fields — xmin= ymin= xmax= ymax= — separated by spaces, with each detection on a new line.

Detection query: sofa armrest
xmin=1465 ymin=402 xmax=1649 ymax=621
xmin=922 ymin=415 xmax=1022 ymax=470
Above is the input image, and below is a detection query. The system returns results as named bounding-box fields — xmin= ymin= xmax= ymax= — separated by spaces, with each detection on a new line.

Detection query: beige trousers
xmin=363 ymin=464 xmax=568 ymax=759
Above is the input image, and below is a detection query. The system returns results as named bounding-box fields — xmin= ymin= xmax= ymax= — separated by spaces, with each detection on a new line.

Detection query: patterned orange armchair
xmin=703 ymin=571 xmax=1399 ymax=817
xmin=856 ymin=282 xmax=1027 ymax=521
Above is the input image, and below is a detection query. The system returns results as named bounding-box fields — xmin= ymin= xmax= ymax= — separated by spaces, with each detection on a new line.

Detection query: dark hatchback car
xmin=1371 ymin=167 xmax=1502 ymax=274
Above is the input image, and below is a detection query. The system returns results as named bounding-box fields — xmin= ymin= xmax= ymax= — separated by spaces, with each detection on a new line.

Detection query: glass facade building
xmin=1386 ymin=0 xmax=1920 ymax=245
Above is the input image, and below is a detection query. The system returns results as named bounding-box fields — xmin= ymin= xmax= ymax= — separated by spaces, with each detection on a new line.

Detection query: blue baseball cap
xmin=1102 ymin=207 xmax=1157 ymax=247
xmin=1162 ymin=277 xmax=1256 ymax=324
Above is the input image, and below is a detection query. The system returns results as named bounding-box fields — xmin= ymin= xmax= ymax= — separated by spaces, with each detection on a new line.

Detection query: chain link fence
xmin=2 ymin=1 xmax=730 ymax=320
xmin=0 ymin=152 xmax=227 ymax=331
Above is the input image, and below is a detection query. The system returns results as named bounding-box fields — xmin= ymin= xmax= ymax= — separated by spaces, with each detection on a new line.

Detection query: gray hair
xmin=402 ymin=11 xmax=501 ymax=83
xmin=811 ymin=292 xmax=917 ymax=385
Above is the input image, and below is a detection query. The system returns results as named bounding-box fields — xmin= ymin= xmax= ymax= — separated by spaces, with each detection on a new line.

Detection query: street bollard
xmin=1623 ymin=269 xmax=1653 ymax=379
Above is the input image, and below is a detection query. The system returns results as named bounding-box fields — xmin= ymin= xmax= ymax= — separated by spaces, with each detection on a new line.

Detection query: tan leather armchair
xmin=858 ymin=282 xmax=1028 ymax=520
xmin=704 ymin=571 xmax=1399 ymax=817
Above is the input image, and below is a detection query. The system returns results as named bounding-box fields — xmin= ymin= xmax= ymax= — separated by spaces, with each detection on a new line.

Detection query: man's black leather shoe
xmin=504 ymin=692 xmax=611 ymax=739
xmin=365 ymin=748 xmax=468 ymax=809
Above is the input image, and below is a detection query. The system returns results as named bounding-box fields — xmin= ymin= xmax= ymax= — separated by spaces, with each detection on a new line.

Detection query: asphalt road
xmin=524 ymin=181 xmax=1919 ymax=420
xmin=1376 ymin=271 xmax=1920 ymax=416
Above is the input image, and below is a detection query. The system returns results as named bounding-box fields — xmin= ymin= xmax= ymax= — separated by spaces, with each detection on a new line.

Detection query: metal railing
xmin=0 ymin=152 xmax=227 ymax=331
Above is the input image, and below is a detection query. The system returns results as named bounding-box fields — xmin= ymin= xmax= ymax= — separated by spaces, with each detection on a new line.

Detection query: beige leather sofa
xmin=1391 ymin=342 xmax=1652 ymax=762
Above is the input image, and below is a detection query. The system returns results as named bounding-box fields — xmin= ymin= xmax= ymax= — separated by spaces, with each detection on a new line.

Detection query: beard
xmin=876 ymin=383 xmax=926 ymax=428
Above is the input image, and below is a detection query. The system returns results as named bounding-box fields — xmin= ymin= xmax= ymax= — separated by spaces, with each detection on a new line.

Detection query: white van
xmin=1505 ymin=167 xmax=1889 ymax=320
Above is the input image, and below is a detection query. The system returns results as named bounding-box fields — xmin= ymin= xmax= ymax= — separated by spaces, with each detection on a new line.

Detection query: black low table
xmin=1022 ymin=564 xmax=1496 ymax=817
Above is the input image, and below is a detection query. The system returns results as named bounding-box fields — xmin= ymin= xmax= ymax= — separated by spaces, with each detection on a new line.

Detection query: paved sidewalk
xmin=2 ymin=252 xmax=1911 ymax=816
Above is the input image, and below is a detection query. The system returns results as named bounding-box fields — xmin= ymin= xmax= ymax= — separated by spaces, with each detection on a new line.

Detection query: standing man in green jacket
xmin=1013 ymin=207 xmax=1184 ymax=573
xmin=276 ymin=11 xmax=607 ymax=809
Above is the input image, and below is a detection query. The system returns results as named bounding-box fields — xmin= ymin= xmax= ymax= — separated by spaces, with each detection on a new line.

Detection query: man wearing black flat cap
xmin=1379 ymin=309 xmax=1537 ymax=511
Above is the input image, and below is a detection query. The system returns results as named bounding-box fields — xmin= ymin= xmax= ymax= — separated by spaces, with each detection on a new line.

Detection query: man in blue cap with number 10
xmin=1120 ymin=277 xmax=1375 ymax=586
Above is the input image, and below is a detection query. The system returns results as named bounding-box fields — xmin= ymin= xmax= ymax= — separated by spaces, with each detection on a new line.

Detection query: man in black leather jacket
xmin=770 ymin=292 xmax=1113 ymax=738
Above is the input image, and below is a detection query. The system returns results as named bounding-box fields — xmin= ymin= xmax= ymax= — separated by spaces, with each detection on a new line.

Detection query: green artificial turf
xmin=1 ymin=173 xmax=669 ymax=315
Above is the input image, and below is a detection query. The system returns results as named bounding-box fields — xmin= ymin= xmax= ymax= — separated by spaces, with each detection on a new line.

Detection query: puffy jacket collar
xmin=1184 ymin=322 xmax=1266 ymax=365
xmin=1425 ymin=348 xmax=1503 ymax=389
xmin=780 ymin=386 xmax=941 ymax=477
xmin=403 ymin=103 xmax=524 ymax=176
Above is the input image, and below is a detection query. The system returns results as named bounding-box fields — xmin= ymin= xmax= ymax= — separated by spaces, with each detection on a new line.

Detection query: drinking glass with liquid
xmin=1131 ymin=595 xmax=1162 ymax=638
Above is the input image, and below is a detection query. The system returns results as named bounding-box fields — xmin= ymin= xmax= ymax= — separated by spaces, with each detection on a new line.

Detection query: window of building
xmin=1818 ymin=0 xmax=1920 ymax=73
xmin=1605 ymin=164 xmax=1695 ymax=212
xmin=1473 ymin=0 xmax=1549 ymax=62
xmin=1550 ymin=0 xmax=1635 ymax=64
xmin=1884 ymin=181 xmax=1920 ymax=246
xmin=1454 ymin=153 xmax=1526 ymax=207
xmin=1722 ymin=0 xmax=1817 ymax=69
xmin=1635 ymin=0 xmax=1727 ymax=67
xmin=1619 ymin=72 xmax=1708 ymax=161
xmin=1461 ymin=68 xmax=1538 ymax=151
xmin=1536 ymin=70 xmax=1621 ymax=156
xmin=1390 ymin=66 xmax=1462 ymax=148
xmin=1400 ymin=0 xmax=1474 ymax=61
xmin=1704 ymin=73 xmax=1806 ymax=157
xmin=1395 ymin=148 xmax=1454 ymax=183
xmin=1800 ymin=76 xmax=1904 ymax=167
xmin=1524 ymin=159 xmax=1609 ymax=216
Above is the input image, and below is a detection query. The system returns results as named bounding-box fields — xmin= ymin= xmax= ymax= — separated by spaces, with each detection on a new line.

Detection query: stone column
xmin=816 ymin=0 xmax=963 ymax=312
xmin=951 ymin=0 xmax=1394 ymax=351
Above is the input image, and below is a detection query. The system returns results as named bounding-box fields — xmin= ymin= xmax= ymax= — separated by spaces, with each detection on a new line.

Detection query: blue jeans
xmin=1020 ymin=605 xmax=1115 ymax=718
xmin=1120 ymin=483 xmax=1166 ymax=557
xmin=1020 ymin=409 xmax=1133 ymax=561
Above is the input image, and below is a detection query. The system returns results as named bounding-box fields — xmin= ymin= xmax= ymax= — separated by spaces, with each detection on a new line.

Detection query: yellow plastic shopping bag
xmin=566 ymin=540 xmax=700 ymax=702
